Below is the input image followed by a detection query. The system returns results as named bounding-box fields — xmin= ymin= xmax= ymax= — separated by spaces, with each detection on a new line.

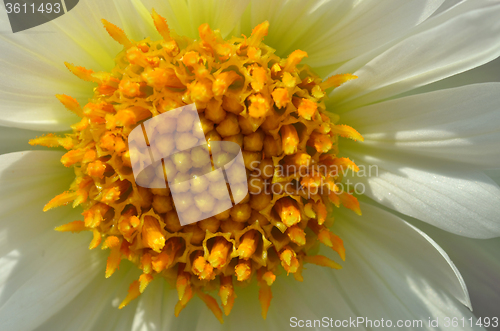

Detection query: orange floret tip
xmin=281 ymin=124 xmax=299 ymax=155
xmin=89 ymin=229 xmax=102 ymax=249
xmin=105 ymin=237 xmax=122 ymax=278
xmin=142 ymin=217 xmax=166 ymax=253
xmin=56 ymin=94 xmax=83 ymax=117
xmin=44 ymin=191 xmax=80 ymax=211
xmin=198 ymin=23 xmax=217 ymax=49
xmin=151 ymin=9 xmax=171 ymax=40
xmin=213 ymin=71 xmax=241 ymax=96
xmin=87 ymin=160 xmax=107 ymax=178
xmin=29 ymin=133 xmax=71 ymax=149
xmin=279 ymin=247 xmax=299 ymax=274
xmin=320 ymin=73 xmax=358 ymax=90
xmin=272 ymin=88 xmax=290 ymax=109
xmin=197 ymin=291 xmax=224 ymax=324
xmin=286 ymin=225 xmax=306 ymax=246
xmin=176 ymin=270 xmax=191 ymax=301
xmin=339 ymin=191 xmax=362 ymax=216
xmin=208 ymin=237 xmax=232 ymax=269
xmin=304 ymin=255 xmax=342 ymax=270
xmin=331 ymin=157 xmax=360 ymax=173
xmin=248 ymin=21 xmax=269 ymax=47
xmin=250 ymin=65 xmax=267 ymax=92
xmin=296 ymin=98 xmax=317 ymax=120
xmin=64 ymin=62 xmax=97 ymax=82
xmin=61 ymin=149 xmax=86 ymax=167
xmin=139 ymin=273 xmax=154 ymax=293
xmin=83 ymin=203 xmax=109 ymax=228
xmin=119 ymin=280 xmax=141 ymax=309
xmin=219 ymin=276 xmax=236 ymax=316
xmin=275 ymin=198 xmax=301 ymax=227
xmin=175 ymin=285 xmax=194 ymax=317
xmin=237 ymin=231 xmax=259 ymax=259
xmin=152 ymin=251 xmax=173 ymax=273
xmin=331 ymin=124 xmax=364 ymax=142
xmin=262 ymin=271 xmax=276 ymax=286
xmin=102 ymin=236 xmax=121 ymax=249
xmin=258 ymin=284 xmax=272 ymax=320
xmin=102 ymin=19 xmax=132 ymax=48
xmin=55 ymin=220 xmax=86 ymax=233
xmin=192 ymin=255 xmax=215 ymax=280
xmin=248 ymin=93 xmax=271 ymax=118
xmin=315 ymin=201 xmax=327 ymax=225
xmin=308 ymin=132 xmax=333 ymax=153
xmin=235 ymin=259 xmax=252 ymax=281
xmin=284 ymin=49 xmax=308 ymax=72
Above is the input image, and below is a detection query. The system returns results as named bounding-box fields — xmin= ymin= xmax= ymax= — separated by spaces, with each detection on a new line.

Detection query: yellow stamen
xmin=56 ymin=94 xmax=83 ymax=117
xmin=237 ymin=230 xmax=259 ymax=259
xmin=294 ymin=98 xmax=317 ymax=120
xmin=248 ymin=93 xmax=271 ymax=118
xmin=338 ymin=191 xmax=362 ymax=216
xmin=151 ymin=9 xmax=171 ymax=40
xmin=320 ymin=73 xmax=357 ymax=90
xmin=208 ymin=237 xmax=232 ymax=269
xmin=304 ymin=255 xmax=342 ymax=270
xmin=55 ymin=220 xmax=86 ymax=233
xmin=142 ymin=216 xmax=166 ymax=253
xmin=119 ymin=281 xmax=140 ymax=309
xmin=284 ymin=50 xmax=308 ymax=72
xmin=272 ymin=88 xmax=290 ymax=109
xmin=213 ymin=71 xmax=241 ymax=96
xmin=64 ymin=62 xmax=98 ymax=82
xmin=286 ymin=225 xmax=306 ymax=246
xmin=279 ymin=247 xmax=300 ymax=274
xmin=196 ymin=291 xmax=224 ymax=324
xmin=235 ymin=259 xmax=252 ymax=281
xmin=89 ymin=229 xmax=102 ymax=250
xmin=330 ymin=124 xmax=364 ymax=142
xmin=275 ymin=198 xmax=301 ymax=227
xmin=139 ymin=273 xmax=154 ymax=293
xmin=308 ymin=222 xmax=346 ymax=261
xmin=101 ymin=19 xmax=132 ymax=48
xmin=280 ymin=124 xmax=299 ymax=155
xmin=104 ymin=236 xmax=121 ymax=278
xmin=248 ymin=21 xmax=269 ymax=47
xmin=219 ymin=275 xmax=236 ymax=316
xmin=258 ymin=283 xmax=272 ymax=320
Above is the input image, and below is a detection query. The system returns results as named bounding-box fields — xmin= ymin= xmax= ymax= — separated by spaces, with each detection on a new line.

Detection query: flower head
xmin=1 ymin=0 xmax=500 ymax=330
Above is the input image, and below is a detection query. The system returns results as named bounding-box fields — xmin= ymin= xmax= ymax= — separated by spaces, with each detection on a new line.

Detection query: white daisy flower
xmin=1 ymin=0 xmax=500 ymax=330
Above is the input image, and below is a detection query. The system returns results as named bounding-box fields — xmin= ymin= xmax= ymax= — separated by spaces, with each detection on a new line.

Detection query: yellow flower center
xmin=30 ymin=10 xmax=363 ymax=322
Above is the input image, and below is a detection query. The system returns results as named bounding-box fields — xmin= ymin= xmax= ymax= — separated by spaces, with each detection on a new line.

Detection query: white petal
xmin=0 ymin=0 xmax=159 ymax=131
xmin=315 ymin=203 xmax=481 ymax=328
xmin=330 ymin=0 xmax=500 ymax=112
xmin=0 ymin=126 xmax=46 ymax=155
xmin=399 ymin=215 xmax=500 ymax=324
xmin=484 ymin=168 xmax=500 ymax=187
xmin=0 ymin=151 xmax=72 ymax=256
xmin=34 ymin=264 xmax=140 ymax=331
xmin=292 ymin=0 xmax=444 ymax=68
xmin=341 ymin=143 xmax=500 ymax=238
xmin=341 ymin=83 xmax=500 ymax=168
xmin=0 ymin=151 xmax=105 ymax=331
xmin=139 ymin=0 xmax=250 ymax=39
xmin=405 ymin=54 xmax=500 ymax=97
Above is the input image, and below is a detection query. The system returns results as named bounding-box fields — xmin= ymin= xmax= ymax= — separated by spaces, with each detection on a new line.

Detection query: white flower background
xmin=0 ymin=0 xmax=500 ymax=330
